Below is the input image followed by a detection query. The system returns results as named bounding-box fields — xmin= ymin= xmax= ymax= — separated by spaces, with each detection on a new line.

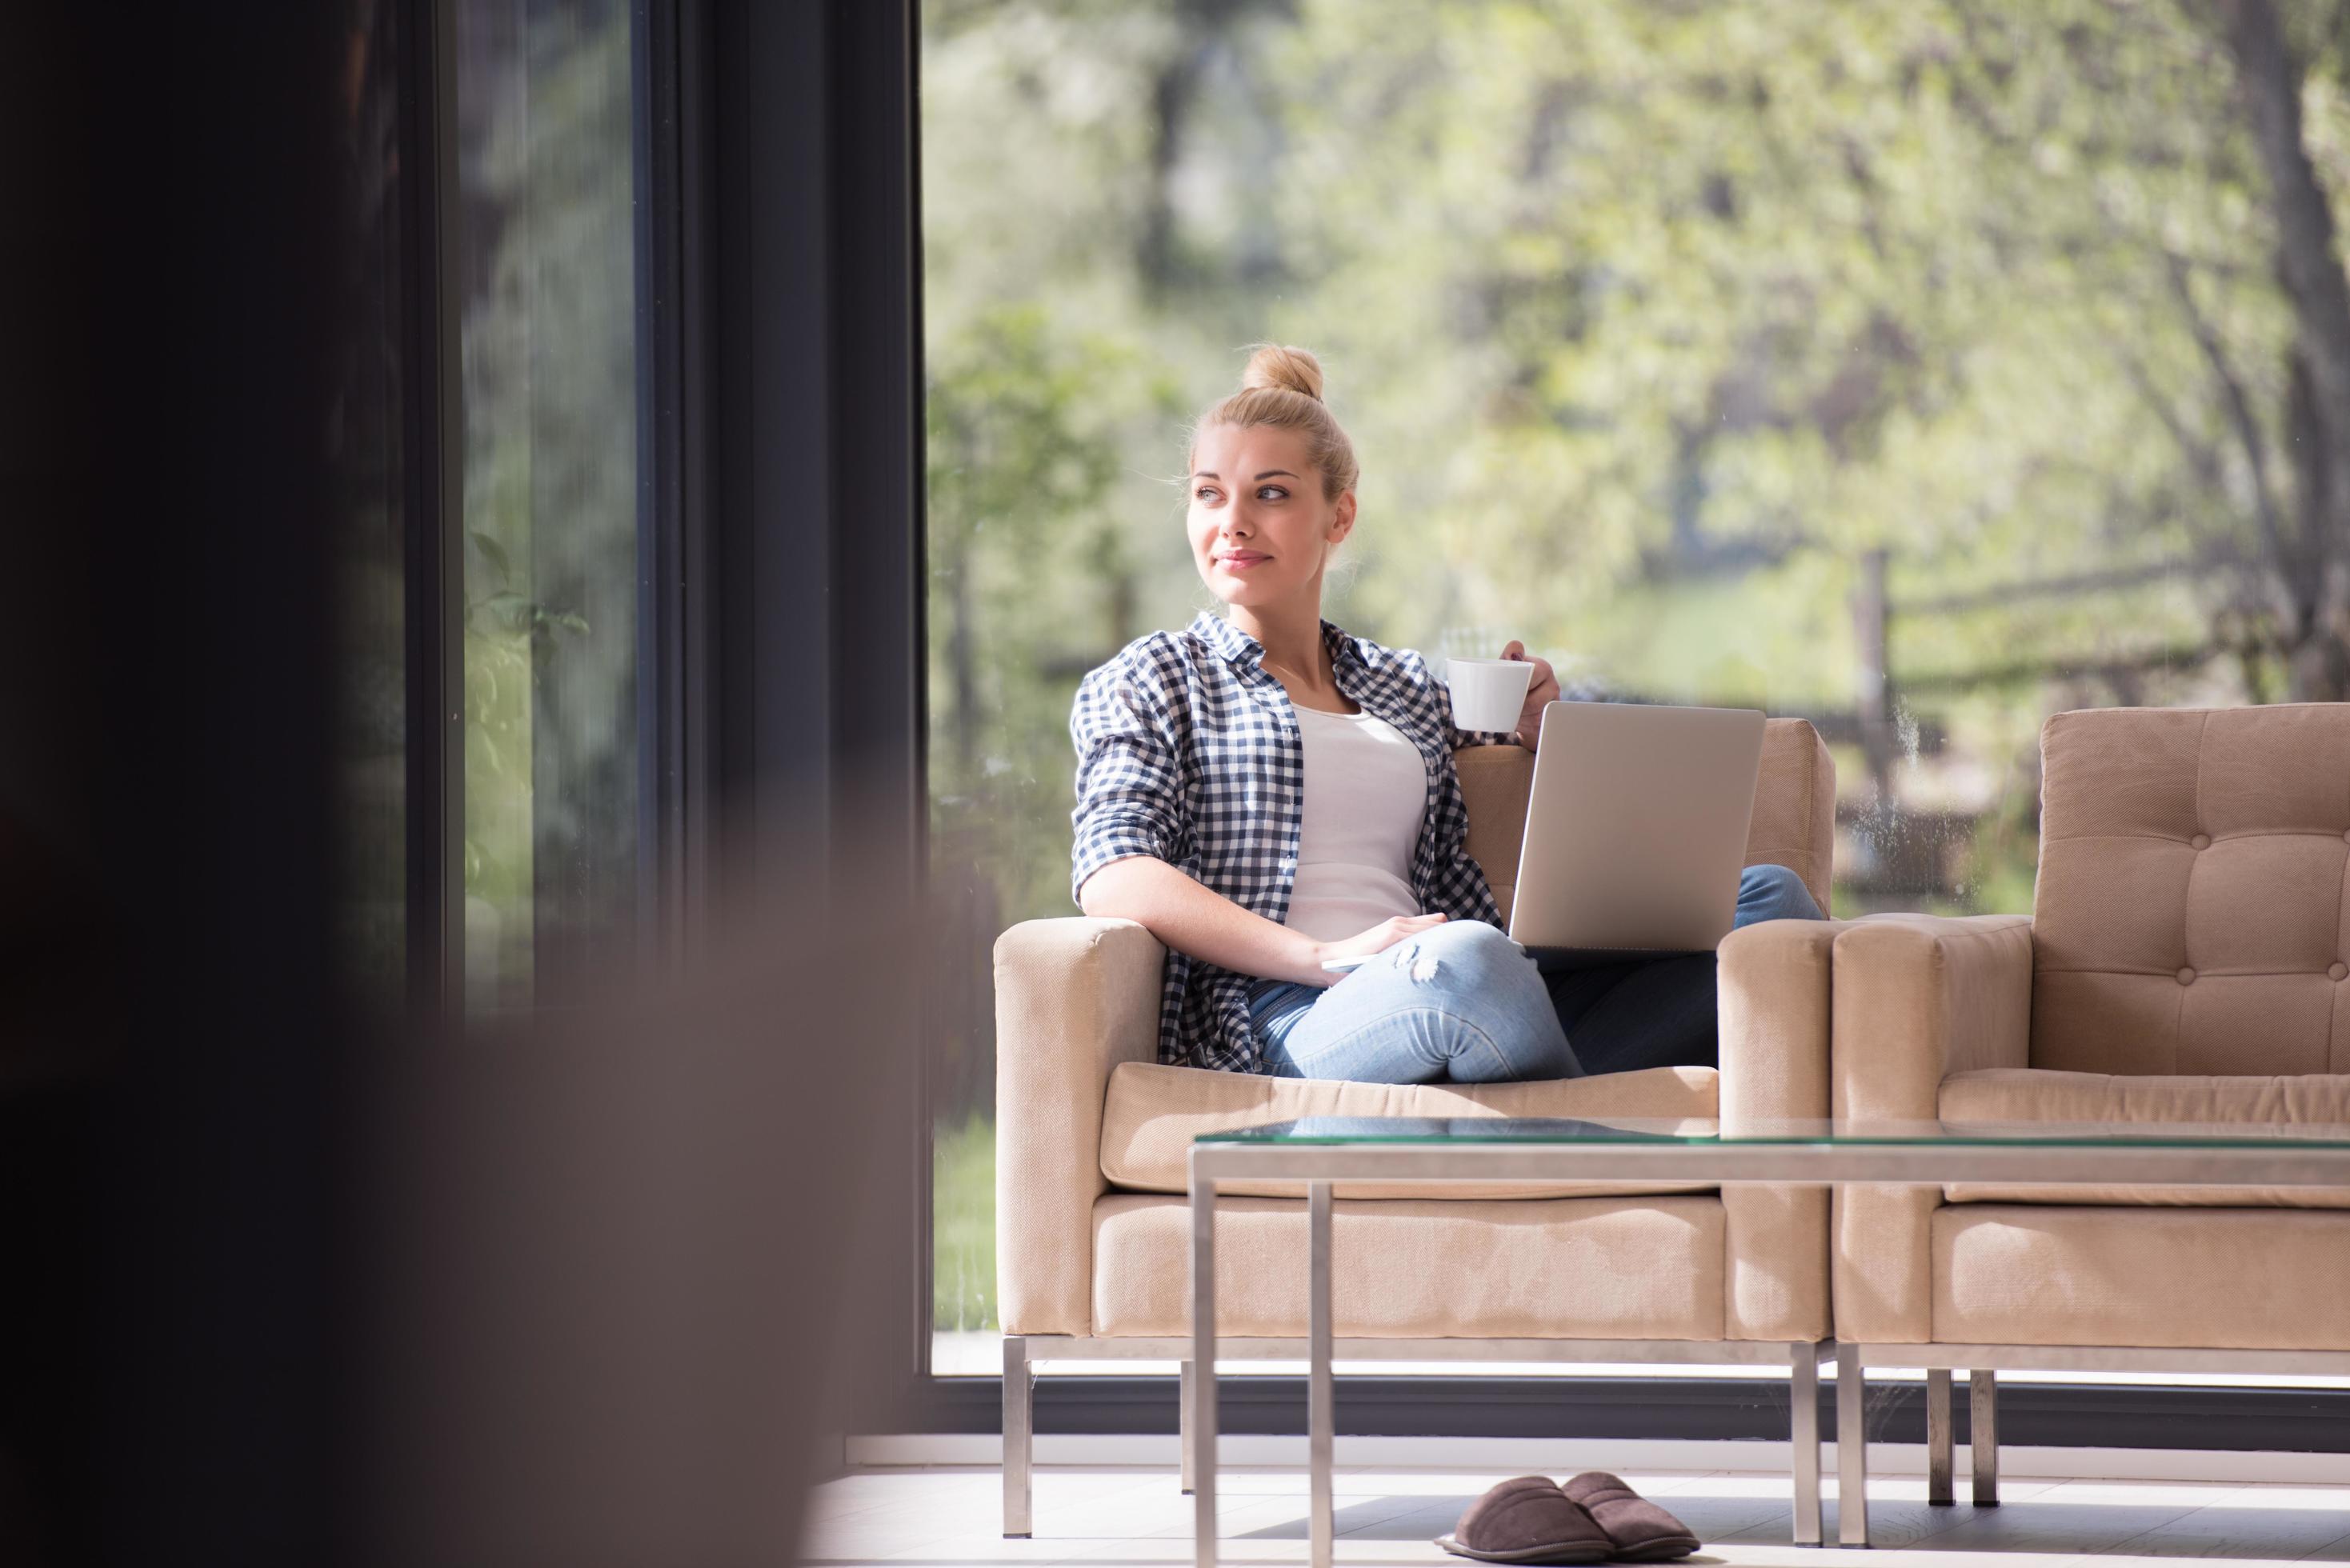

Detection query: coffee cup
xmin=1446 ymin=657 xmax=1535 ymax=734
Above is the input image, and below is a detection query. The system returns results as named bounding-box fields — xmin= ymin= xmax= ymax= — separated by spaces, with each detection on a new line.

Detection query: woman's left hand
xmin=1500 ymin=639 xmax=1560 ymax=753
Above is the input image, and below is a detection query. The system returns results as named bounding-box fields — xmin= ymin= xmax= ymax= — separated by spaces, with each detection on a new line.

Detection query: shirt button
xmin=2176 ymin=967 xmax=2196 ymax=985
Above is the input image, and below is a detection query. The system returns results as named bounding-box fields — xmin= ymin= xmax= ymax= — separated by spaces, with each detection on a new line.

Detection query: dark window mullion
xmin=634 ymin=0 xmax=684 ymax=971
xmin=400 ymin=0 xmax=466 ymax=1021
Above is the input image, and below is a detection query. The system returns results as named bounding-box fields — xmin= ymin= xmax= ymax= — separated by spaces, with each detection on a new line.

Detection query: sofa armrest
xmin=1833 ymin=914 xmax=2036 ymax=1121
xmin=1828 ymin=913 xmax=2034 ymax=1342
xmin=993 ymin=917 xmax=1166 ymax=1338
xmin=1716 ymin=918 xmax=1855 ymax=1340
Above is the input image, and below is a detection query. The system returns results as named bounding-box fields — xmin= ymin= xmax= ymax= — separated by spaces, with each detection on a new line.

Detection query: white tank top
xmin=1283 ymin=700 xmax=1427 ymax=942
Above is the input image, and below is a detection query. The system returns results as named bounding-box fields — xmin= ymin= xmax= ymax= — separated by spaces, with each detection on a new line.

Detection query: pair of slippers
xmin=1436 ymin=1472 xmax=1699 ymax=1564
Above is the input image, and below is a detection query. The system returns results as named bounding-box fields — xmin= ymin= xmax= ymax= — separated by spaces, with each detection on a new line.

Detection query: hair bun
xmin=1240 ymin=343 xmax=1325 ymax=402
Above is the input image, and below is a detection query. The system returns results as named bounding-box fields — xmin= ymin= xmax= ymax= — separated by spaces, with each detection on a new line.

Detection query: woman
xmin=1070 ymin=344 xmax=1822 ymax=1082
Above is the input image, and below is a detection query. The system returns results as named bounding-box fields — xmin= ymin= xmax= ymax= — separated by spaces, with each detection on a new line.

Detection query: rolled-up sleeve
xmin=1069 ymin=661 xmax=1187 ymax=907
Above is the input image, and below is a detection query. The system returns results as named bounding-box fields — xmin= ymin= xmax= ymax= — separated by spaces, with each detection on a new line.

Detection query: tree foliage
xmin=919 ymin=0 xmax=2350 ymax=1126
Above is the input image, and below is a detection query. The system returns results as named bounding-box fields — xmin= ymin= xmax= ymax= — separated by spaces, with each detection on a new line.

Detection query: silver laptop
xmin=1318 ymin=701 xmax=1767 ymax=974
xmin=1504 ymin=702 xmax=1766 ymax=962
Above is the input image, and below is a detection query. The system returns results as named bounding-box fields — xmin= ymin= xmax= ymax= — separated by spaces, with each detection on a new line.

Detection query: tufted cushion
xmin=1460 ymin=716 xmax=1835 ymax=925
xmin=2032 ymin=706 xmax=2350 ymax=1076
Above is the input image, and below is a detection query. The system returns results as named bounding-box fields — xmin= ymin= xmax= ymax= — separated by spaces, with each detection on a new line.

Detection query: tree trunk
xmin=2217 ymin=0 xmax=2350 ymax=697
xmin=2281 ymin=352 xmax=2350 ymax=698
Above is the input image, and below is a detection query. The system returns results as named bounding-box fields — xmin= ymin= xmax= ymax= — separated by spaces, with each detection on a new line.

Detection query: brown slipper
xmin=1434 ymin=1475 xmax=1613 ymax=1564
xmin=1560 ymin=1471 xmax=1701 ymax=1561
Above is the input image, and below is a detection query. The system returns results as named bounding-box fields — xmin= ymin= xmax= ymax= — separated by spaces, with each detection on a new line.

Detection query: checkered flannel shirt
xmin=1069 ymin=608 xmax=1520 ymax=1074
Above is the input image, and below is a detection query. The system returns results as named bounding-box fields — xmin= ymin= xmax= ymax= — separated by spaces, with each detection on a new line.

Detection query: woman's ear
xmin=1329 ymin=489 xmax=1357 ymax=542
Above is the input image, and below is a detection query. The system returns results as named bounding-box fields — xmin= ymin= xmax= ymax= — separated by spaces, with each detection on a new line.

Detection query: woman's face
xmin=1186 ymin=422 xmax=1355 ymax=612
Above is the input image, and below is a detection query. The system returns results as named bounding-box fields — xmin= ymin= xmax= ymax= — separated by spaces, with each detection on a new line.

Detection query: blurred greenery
xmin=923 ymin=0 xmax=2350 ymax=1334
xmin=454 ymin=0 xmax=639 ymax=1009
xmin=933 ymin=1110 xmax=1000 ymax=1333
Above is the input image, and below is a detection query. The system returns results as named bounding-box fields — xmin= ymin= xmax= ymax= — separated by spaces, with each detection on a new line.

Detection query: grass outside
xmin=933 ymin=1110 xmax=998 ymax=1332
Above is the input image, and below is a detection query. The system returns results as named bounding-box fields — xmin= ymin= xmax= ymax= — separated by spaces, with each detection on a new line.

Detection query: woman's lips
xmin=1217 ymin=553 xmax=1269 ymax=569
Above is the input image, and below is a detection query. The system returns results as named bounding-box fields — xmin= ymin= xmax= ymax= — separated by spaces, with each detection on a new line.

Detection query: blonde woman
xmin=1069 ymin=346 xmax=1820 ymax=1082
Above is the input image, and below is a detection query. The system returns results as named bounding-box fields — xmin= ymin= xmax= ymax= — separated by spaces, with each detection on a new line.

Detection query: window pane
xmin=454 ymin=0 xmax=642 ymax=1010
xmin=922 ymin=0 xmax=2350 ymax=1370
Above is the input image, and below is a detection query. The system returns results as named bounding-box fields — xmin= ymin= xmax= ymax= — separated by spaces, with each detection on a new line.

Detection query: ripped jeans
xmin=1243 ymin=863 xmax=1823 ymax=1083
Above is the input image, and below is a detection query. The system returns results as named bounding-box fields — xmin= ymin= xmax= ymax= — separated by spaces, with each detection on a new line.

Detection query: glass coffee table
xmin=1185 ymin=1115 xmax=2350 ymax=1568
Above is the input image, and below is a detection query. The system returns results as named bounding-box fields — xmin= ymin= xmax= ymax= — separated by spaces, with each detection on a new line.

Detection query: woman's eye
xmin=1194 ymin=486 xmax=1219 ymax=502
xmin=1257 ymin=486 xmax=1287 ymax=502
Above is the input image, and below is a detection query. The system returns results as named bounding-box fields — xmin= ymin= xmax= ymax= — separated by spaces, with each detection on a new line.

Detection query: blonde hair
xmin=1190 ymin=343 xmax=1360 ymax=502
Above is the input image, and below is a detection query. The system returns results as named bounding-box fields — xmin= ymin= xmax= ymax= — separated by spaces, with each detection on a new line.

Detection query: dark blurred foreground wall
xmin=0 ymin=6 xmax=917 ymax=1564
xmin=1 ymin=5 xmax=346 ymax=1561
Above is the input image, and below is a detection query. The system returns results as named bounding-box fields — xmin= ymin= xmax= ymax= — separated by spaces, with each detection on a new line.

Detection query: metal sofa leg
xmin=1790 ymin=1345 xmax=1822 ymax=1546
xmin=1836 ymin=1343 xmax=1869 ymax=1547
xmin=1927 ymin=1367 xmax=1954 ymax=1505
xmin=1179 ymin=1358 xmax=1195 ymax=1495
xmin=1003 ymin=1335 xmax=1034 ymax=1538
xmin=1971 ymin=1368 xmax=2000 ymax=1506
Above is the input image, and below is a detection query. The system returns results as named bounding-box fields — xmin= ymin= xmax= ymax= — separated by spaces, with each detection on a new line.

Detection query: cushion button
xmin=2176 ymin=967 xmax=2196 ymax=985
xmin=2190 ymin=834 xmax=2211 ymax=850
xmin=2333 ymin=963 xmax=2349 ymax=982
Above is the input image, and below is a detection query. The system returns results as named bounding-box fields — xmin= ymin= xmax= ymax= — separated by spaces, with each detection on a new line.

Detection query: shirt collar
xmin=1188 ymin=609 xmax=1361 ymax=678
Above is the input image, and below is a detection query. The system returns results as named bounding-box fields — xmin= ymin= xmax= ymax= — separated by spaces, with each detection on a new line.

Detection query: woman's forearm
xmin=1079 ymin=854 xmax=1327 ymax=986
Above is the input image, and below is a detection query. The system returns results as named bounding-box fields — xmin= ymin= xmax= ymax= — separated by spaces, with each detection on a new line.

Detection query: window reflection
xmin=454 ymin=0 xmax=641 ymax=1009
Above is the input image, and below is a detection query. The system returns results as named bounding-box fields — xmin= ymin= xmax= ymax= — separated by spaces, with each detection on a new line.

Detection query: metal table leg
xmin=1191 ymin=1166 xmax=1219 ymax=1568
xmin=1790 ymin=1345 xmax=1821 ymax=1546
xmin=1308 ymin=1181 xmax=1335 ymax=1568
xmin=1927 ymin=1368 xmax=1954 ymax=1505
xmin=1971 ymin=1369 xmax=2000 ymax=1506
xmin=1180 ymin=1358 xmax=1196 ymax=1495
xmin=1002 ymin=1335 xmax=1033 ymax=1538
xmin=1836 ymin=1343 xmax=1869 ymax=1546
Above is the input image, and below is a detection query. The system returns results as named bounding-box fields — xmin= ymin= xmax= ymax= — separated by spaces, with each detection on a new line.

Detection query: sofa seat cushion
xmin=1091 ymin=1192 xmax=1726 ymax=1340
xmin=1099 ymin=1061 xmax=1716 ymax=1200
xmin=1938 ymin=1068 xmax=2350 ymax=1207
xmin=1932 ymin=1204 xmax=2350 ymax=1350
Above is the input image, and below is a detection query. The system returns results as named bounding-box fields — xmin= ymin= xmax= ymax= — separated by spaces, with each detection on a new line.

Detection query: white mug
xmin=1446 ymin=657 xmax=1535 ymax=733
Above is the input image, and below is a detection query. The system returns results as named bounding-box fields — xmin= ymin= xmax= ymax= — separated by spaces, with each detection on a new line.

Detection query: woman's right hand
xmin=1303 ymin=912 xmax=1449 ymax=986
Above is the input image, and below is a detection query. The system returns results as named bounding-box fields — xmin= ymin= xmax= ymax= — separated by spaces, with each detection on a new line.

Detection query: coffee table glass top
xmin=1199 ymin=1115 xmax=2350 ymax=1148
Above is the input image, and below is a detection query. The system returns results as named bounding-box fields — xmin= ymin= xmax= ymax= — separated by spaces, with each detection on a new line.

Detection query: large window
xmin=921 ymin=0 xmax=2350 ymax=1370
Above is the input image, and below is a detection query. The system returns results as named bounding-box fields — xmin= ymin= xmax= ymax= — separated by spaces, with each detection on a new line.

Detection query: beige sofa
xmin=995 ymin=719 xmax=1848 ymax=1538
xmin=1830 ymin=706 xmax=2350 ymax=1541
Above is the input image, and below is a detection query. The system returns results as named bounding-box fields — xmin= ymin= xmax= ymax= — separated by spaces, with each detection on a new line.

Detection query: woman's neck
xmin=1228 ymin=600 xmax=1333 ymax=690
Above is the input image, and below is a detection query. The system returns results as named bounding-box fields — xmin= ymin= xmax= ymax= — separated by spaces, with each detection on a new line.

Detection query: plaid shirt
xmin=1069 ymin=608 xmax=1518 ymax=1074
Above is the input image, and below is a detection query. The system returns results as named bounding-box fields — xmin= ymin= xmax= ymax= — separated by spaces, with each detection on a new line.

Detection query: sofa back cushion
xmin=1459 ymin=716 xmax=1836 ymax=923
xmin=2032 ymin=705 xmax=2350 ymax=1075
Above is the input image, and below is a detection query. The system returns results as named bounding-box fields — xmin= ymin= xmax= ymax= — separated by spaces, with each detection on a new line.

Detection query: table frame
xmin=1185 ymin=1135 xmax=2350 ymax=1567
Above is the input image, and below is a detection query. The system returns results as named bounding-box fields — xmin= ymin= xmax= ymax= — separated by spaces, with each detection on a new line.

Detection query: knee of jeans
xmin=1387 ymin=918 xmax=1523 ymax=988
xmin=1381 ymin=912 xmax=1513 ymax=973
xmin=1741 ymin=862 xmax=1820 ymax=921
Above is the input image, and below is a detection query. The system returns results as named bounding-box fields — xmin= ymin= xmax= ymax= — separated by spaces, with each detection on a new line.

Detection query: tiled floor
xmin=802 ymin=1466 xmax=2350 ymax=1568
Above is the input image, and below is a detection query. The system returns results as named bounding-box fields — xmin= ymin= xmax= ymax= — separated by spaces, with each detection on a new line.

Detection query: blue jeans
xmin=1245 ymin=863 xmax=1824 ymax=1083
